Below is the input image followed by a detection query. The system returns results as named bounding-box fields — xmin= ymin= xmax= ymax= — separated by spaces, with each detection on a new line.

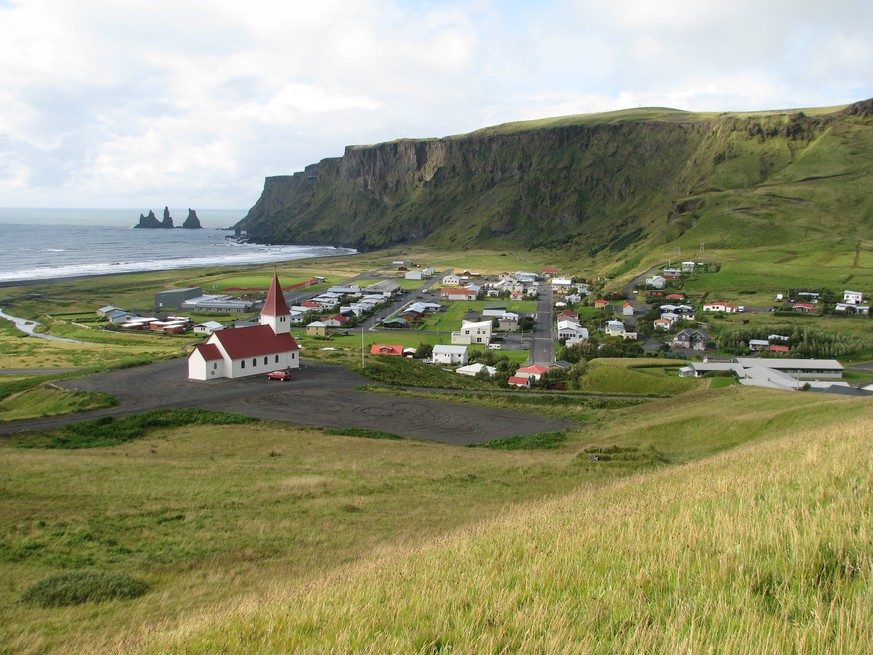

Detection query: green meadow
xmin=1 ymin=387 xmax=870 ymax=654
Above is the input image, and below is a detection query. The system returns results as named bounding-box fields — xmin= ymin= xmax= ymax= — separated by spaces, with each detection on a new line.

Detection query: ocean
xmin=0 ymin=208 xmax=356 ymax=284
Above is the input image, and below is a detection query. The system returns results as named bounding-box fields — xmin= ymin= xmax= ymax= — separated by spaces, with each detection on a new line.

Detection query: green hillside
xmin=238 ymin=99 xmax=873 ymax=275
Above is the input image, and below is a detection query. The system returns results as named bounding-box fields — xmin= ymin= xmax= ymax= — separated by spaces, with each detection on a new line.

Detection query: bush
xmin=470 ymin=430 xmax=567 ymax=450
xmin=22 ymin=570 xmax=149 ymax=607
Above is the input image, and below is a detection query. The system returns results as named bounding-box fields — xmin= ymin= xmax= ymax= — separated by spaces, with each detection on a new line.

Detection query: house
xmin=306 ymin=321 xmax=328 ymax=336
xmin=594 ymin=299 xmax=610 ymax=310
xmin=769 ymin=344 xmax=790 ymax=353
xmin=322 ymin=314 xmax=348 ymax=328
xmin=194 ymin=321 xmax=224 ymax=336
xmin=622 ymin=301 xmax=634 ymax=316
xmin=557 ymin=310 xmax=579 ymax=322
xmin=542 ymin=267 xmax=560 ymax=278
xmin=405 ymin=270 xmax=423 ymax=281
xmin=646 ymin=275 xmax=666 ymax=289
xmin=97 ymin=305 xmax=122 ymax=317
xmin=187 ymin=274 xmax=300 ymax=380
xmin=440 ymin=287 xmax=478 ymax=301
xmin=681 ymin=261 xmax=696 ymax=272
xmin=442 ymin=274 xmax=461 ymax=286
xmin=499 ymin=314 xmax=520 ymax=331
xmin=666 ymin=293 xmax=686 ymax=301
xmin=557 ymin=320 xmax=588 ymax=341
xmin=550 ymin=277 xmax=574 ymax=290
xmin=432 ymin=345 xmax=469 ymax=365
xmin=843 ymin=290 xmax=864 ymax=305
xmin=604 ymin=320 xmax=627 ymax=337
xmin=684 ymin=358 xmax=848 ymax=392
xmin=793 ymin=303 xmax=816 ymax=313
xmin=514 ymin=365 xmax=549 ymax=382
xmin=456 ymin=363 xmax=497 ymax=377
xmin=748 ymin=339 xmax=770 ymax=351
xmin=514 ymin=271 xmax=538 ymax=283
xmin=507 ymin=375 xmax=531 ymax=388
xmin=422 ymin=267 xmax=435 ymax=277
xmin=381 ymin=317 xmax=409 ymax=328
xmin=653 ymin=317 xmax=673 ymax=331
xmin=673 ymin=329 xmax=708 ymax=351
xmin=370 ymin=344 xmax=403 ymax=356
xmin=703 ymin=302 xmax=738 ymax=313
xmin=451 ymin=320 xmax=492 ymax=345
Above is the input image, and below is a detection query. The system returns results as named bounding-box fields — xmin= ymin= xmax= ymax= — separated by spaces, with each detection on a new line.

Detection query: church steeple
xmin=260 ymin=273 xmax=291 ymax=334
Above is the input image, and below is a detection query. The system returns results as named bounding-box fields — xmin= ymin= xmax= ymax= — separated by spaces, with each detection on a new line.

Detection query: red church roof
xmin=261 ymin=273 xmax=291 ymax=317
xmin=193 ymin=343 xmax=223 ymax=361
xmin=211 ymin=325 xmax=299 ymax=359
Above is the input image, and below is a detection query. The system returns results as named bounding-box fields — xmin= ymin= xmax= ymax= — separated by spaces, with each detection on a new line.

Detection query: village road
xmin=0 ymin=358 xmax=573 ymax=445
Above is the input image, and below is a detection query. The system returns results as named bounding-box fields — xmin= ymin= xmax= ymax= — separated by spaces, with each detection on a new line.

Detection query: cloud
xmin=0 ymin=0 xmax=871 ymax=208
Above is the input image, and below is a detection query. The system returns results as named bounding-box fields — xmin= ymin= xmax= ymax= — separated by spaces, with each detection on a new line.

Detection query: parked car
xmin=266 ymin=370 xmax=291 ymax=381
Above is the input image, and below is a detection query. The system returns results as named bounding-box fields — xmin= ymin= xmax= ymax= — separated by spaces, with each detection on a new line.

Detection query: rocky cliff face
xmin=237 ymin=101 xmax=873 ymax=256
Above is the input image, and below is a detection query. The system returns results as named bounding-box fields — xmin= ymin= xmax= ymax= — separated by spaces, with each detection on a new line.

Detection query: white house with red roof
xmin=514 ymin=364 xmax=550 ymax=382
xmin=187 ymin=274 xmax=301 ymax=380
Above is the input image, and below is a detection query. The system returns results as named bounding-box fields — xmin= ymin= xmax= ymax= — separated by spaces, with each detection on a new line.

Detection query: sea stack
xmin=134 ymin=210 xmax=162 ymax=228
xmin=182 ymin=208 xmax=203 ymax=229
xmin=161 ymin=206 xmax=174 ymax=228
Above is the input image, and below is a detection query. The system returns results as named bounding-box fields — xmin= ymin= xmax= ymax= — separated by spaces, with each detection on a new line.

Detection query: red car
xmin=266 ymin=370 xmax=291 ymax=381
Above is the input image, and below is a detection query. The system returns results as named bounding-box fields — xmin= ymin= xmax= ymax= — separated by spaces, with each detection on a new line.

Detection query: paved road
xmin=530 ymin=285 xmax=555 ymax=365
xmin=0 ymin=358 xmax=572 ymax=445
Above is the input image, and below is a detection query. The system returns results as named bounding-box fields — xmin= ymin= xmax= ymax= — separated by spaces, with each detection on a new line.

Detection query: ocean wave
xmin=0 ymin=244 xmax=356 ymax=282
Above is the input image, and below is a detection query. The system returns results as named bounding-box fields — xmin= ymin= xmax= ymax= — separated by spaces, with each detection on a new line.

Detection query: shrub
xmin=22 ymin=570 xmax=149 ymax=607
xmin=470 ymin=430 xmax=567 ymax=450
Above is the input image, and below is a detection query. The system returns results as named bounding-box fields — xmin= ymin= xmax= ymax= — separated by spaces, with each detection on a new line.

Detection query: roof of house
xmin=261 ymin=274 xmax=291 ymax=317
xmin=210 ymin=325 xmax=300 ymax=359
xmin=370 ymin=344 xmax=403 ymax=356
xmin=507 ymin=376 xmax=530 ymax=385
xmin=517 ymin=365 xmax=549 ymax=375
xmin=433 ymin=345 xmax=468 ymax=354
xmin=329 ymin=314 xmax=348 ymax=322
xmin=193 ymin=343 xmax=223 ymax=361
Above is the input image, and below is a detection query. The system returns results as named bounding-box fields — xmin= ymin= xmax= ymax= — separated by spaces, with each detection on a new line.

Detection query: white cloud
xmin=0 ymin=0 xmax=871 ymax=208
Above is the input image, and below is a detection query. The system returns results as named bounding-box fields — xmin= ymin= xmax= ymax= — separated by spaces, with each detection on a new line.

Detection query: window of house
xmin=275 ymin=355 xmax=279 ymax=363
xmin=241 ymin=360 xmax=245 ymax=369
xmin=264 ymin=356 xmax=268 ymax=365
xmin=252 ymin=358 xmax=257 ymax=367
xmin=213 ymin=363 xmax=217 ymax=370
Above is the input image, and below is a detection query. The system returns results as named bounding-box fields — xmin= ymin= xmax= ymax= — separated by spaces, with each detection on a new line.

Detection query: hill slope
xmin=237 ymin=100 xmax=873 ymax=264
xmin=139 ymin=408 xmax=873 ymax=654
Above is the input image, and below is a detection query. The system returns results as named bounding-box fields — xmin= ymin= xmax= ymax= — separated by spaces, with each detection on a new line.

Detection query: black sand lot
xmin=0 ymin=358 xmax=572 ymax=444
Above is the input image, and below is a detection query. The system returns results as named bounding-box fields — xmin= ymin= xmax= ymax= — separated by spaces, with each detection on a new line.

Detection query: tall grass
xmin=139 ymin=413 xmax=873 ymax=655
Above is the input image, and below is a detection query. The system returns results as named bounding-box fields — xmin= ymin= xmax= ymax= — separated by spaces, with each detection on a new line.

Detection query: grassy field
xmin=1 ymin=387 xmax=869 ymax=654
xmin=136 ymin=408 xmax=873 ymax=655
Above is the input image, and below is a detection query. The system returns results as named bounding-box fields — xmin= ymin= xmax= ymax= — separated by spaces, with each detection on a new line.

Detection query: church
xmin=187 ymin=274 xmax=301 ymax=380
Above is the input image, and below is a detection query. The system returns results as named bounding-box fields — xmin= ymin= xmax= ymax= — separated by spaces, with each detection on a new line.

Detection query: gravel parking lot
xmin=0 ymin=358 xmax=572 ymax=445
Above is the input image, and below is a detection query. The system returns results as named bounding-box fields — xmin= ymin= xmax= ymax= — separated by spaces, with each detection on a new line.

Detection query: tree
xmin=518 ymin=316 xmax=536 ymax=332
xmin=414 ymin=342 xmax=433 ymax=359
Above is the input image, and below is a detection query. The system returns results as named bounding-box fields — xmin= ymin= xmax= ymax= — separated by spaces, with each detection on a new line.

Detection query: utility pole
xmin=361 ymin=325 xmax=365 ymax=368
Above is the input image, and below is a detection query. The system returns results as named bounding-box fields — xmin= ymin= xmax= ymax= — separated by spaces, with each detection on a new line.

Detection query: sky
xmin=1 ymin=0 xmax=871 ymax=211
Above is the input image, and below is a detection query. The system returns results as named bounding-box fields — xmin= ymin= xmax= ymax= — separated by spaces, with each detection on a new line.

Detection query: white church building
xmin=187 ymin=274 xmax=301 ymax=380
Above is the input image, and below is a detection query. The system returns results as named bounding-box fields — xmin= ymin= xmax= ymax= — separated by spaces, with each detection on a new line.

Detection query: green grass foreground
xmin=140 ymin=410 xmax=873 ymax=655
xmin=1 ymin=389 xmax=870 ymax=654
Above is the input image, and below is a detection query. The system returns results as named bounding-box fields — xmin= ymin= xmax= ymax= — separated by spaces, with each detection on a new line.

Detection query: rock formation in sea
xmin=161 ymin=206 xmax=174 ymax=228
xmin=182 ymin=209 xmax=203 ymax=229
xmin=134 ymin=210 xmax=161 ymax=228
